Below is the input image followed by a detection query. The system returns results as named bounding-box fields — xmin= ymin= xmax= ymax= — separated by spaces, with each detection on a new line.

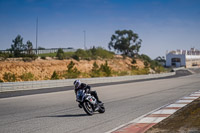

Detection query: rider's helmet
xmin=74 ymin=80 xmax=81 ymax=89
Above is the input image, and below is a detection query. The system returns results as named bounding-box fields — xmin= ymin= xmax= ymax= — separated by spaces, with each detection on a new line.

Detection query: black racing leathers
xmin=75 ymin=83 xmax=100 ymax=102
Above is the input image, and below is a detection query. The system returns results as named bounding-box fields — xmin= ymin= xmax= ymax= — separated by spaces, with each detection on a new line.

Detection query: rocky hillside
xmin=0 ymin=55 xmax=145 ymax=82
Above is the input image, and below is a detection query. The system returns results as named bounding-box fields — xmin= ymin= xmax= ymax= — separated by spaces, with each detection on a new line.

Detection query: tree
xmin=139 ymin=54 xmax=152 ymax=63
xmin=56 ymin=48 xmax=65 ymax=60
xmin=65 ymin=61 xmax=80 ymax=78
xmin=38 ymin=46 xmax=45 ymax=50
xmin=25 ymin=40 xmax=33 ymax=54
xmin=11 ymin=35 xmax=25 ymax=57
xmin=90 ymin=62 xmax=100 ymax=77
xmin=67 ymin=61 xmax=75 ymax=73
xmin=155 ymin=56 xmax=166 ymax=63
xmin=108 ymin=30 xmax=142 ymax=57
xmin=51 ymin=71 xmax=59 ymax=80
xmin=100 ymin=61 xmax=112 ymax=77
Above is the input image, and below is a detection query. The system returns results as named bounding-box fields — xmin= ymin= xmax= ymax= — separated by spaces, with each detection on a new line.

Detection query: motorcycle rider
xmin=73 ymin=80 xmax=102 ymax=108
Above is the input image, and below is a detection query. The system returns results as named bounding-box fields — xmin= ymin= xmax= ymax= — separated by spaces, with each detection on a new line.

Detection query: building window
xmin=171 ymin=58 xmax=181 ymax=62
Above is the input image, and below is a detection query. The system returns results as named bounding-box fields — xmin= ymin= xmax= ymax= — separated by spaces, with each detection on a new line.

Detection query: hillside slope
xmin=0 ymin=55 xmax=145 ymax=82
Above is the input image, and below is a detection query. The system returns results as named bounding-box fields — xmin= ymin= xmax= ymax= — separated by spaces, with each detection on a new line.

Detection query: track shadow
xmin=38 ymin=113 xmax=88 ymax=118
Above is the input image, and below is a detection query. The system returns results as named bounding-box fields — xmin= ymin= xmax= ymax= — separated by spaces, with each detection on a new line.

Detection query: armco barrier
xmin=0 ymin=72 xmax=175 ymax=92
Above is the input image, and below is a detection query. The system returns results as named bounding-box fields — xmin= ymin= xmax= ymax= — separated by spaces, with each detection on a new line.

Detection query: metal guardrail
xmin=0 ymin=72 xmax=175 ymax=92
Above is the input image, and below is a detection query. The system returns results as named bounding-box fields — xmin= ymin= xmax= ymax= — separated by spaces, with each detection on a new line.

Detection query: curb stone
xmin=106 ymin=90 xmax=200 ymax=133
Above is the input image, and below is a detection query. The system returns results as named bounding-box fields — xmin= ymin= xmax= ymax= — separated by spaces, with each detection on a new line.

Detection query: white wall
xmin=166 ymin=53 xmax=186 ymax=67
xmin=186 ymin=55 xmax=200 ymax=60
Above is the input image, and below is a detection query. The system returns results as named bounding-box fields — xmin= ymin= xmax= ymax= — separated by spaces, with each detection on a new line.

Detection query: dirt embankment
xmin=0 ymin=56 xmax=145 ymax=82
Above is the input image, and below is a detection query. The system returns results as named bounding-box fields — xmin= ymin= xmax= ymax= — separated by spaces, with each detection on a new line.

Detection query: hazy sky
xmin=0 ymin=0 xmax=200 ymax=58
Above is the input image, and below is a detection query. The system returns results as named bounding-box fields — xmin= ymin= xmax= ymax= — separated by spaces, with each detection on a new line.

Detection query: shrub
xmin=154 ymin=66 xmax=166 ymax=73
xmin=99 ymin=61 xmax=112 ymax=77
xmin=41 ymin=56 xmax=46 ymax=60
xmin=22 ymin=54 xmax=38 ymax=62
xmin=65 ymin=52 xmax=75 ymax=59
xmin=0 ymin=52 xmax=10 ymax=60
xmin=51 ymin=71 xmax=59 ymax=80
xmin=67 ymin=61 xmax=75 ymax=72
xmin=90 ymin=47 xmax=114 ymax=59
xmin=139 ymin=54 xmax=152 ymax=63
xmin=28 ymin=54 xmax=38 ymax=60
xmin=0 ymin=79 xmax=3 ymax=82
xmin=20 ymin=72 xmax=34 ymax=81
xmin=144 ymin=61 xmax=149 ymax=68
xmin=23 ymin=57 xmax=32 ymax=62
xmin=90 ymin=62 xmax=100 ymax=77
xmin=132 ymin=58 xmax=136 ymax=64
xmin=74 ymin=47 xmax=114 ymax=60
xmin=56 ymin=48 xmax=65 ymax=60
xmin=75 ymin=49 xmax=90 ymax=60
xmin=150 ymin=60 xmax=160 ymax=71
xmin=132 ymin=66 xmax=139 ymax=70
xmin=64 ymin=61 xmax=81 ymax=79
xmin=72 ymin=55 xmax=79 ymax=61
xmin=3 ymin=72 xmax=16 ymax=82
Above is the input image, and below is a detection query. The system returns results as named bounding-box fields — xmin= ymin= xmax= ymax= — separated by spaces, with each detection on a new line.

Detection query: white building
xmin=166 ymin=48 xmax=200 ymax=68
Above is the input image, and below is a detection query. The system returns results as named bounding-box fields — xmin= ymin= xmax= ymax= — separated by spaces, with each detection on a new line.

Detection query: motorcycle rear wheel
xmin=98 ymin=104 xmax=105 ymax=113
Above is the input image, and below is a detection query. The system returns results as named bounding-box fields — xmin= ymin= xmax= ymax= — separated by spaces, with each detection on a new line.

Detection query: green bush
xmin=75 ymin=49 xmax=90 ymax=60
xmin=3 ymin=72 xmax=16 ymax=82
xmin=0 ymin=79 xmax=3 ymax=82
xmin=90 ymin=61 xmax=112 ymax=77
xmin=27 ymin=54 xmax=38 ymax=60
xmin=23 ymin=57 xmax=32 ymax=62
xmin=20 ymin=72 xmax=34 ymax=81
xmin=74 ymin=47 xmax=114 ymax=60
xmin=144 ymin=61 xmax=149 ymax=68
xmin=132 ymin=58 xmax=136 ymax=64
xmin=51 ymin=71 xmax=59 ymax=80
xmin=65 ymin=52 xmax=75 ymax=59
xmin=0 ymin=52 xmax=10 ymax=60
xmin=41 ymin=56 xmax=46 ymax=60
xmin=90 ymin=47 xmax=114 ymax=59
xmin=99 ymin=61 xmax=112 ymax=77
xmin=72 ymin=55 xmax=79 ymax=61
xmin=139 ymin=54 xmax=152 ymax=63
xmin=64 ymin=61 xmax=81 ymax=79
xmin=56 ymin=48 xmax=65 ymax=60
xmin=132 ymin=65 xmax=139 ymax=70
xmin=90 ymin=62 xmax=100 ymax=77
xmin=154 ymin=66 xmax=166 ymax=73
xmin=22 ymin=54 xmax=38 ymax=61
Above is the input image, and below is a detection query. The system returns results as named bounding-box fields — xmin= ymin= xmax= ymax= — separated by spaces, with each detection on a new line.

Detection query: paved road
xmin=0 ymin=73 xmax=200 ymax=133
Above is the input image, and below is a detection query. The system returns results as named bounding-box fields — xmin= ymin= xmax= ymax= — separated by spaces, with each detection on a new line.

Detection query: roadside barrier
xmin=0 ymin=72 xmax=175 ymax=92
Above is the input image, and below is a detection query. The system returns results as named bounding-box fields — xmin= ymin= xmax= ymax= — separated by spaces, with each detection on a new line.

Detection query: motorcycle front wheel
xmin=83 ymin=101 xmax=94 ymax=115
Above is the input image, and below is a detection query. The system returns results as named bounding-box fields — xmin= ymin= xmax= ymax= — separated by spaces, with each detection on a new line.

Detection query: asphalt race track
xmin=0 ymin=70 xmax=200 ymax=133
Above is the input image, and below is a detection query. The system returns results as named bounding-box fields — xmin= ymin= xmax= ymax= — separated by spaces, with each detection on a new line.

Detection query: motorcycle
xmin=76 ymin=89 xmax=105 ymax=115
